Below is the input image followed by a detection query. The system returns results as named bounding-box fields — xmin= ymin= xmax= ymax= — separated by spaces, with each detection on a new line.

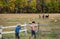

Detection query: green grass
xmin=2 ymin=31 xmax=60 ymax=39
xmin=2 ymin=18 xmax=60 ymax=39
xmin=50 ymin=18 xmax=60 ymax=25
xmin=1 ymin=18 xmax=60 ymax=32
xmin=0 ymin=18 xmax=52 ymax=26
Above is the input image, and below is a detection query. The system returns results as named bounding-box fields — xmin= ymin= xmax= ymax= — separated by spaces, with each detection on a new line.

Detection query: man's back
xmin=15 ymin=25 xmax=21 ymax=39
xmin=30 ymin=21 xmax=36 ymax=39
xmin=31 ymin=24 xmax=35 ymax=30
xmin=15 ymin=26 xmax=21 ymax=33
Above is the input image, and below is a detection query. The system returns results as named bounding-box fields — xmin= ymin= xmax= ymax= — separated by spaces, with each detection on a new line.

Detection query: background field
xmin=0 ymin=14 xmax=60 ymax=26
xmin=0 ymin=14 xmax=60 ymax=39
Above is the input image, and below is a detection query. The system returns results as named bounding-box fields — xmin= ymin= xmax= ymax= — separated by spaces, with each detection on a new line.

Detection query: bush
xmin=46 ymin=0 xmax=59 ymax=13
xmin=0 ymin=0 xmax=60 ymax=13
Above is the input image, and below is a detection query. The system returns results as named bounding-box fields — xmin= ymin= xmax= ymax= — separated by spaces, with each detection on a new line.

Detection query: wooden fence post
xmin=0 ymin=25 xmax=2 ymax=39
xmin=24 ymin=22 xmax=27 ymax=36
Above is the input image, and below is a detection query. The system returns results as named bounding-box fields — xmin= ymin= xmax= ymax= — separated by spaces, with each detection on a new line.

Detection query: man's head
xmin=17 ymin=24 xmax=21 ymax=27
xmin=18 ymin=25 xmax=20 ymax=26
xmin=32 ymin=21 xmax=35 ymax=23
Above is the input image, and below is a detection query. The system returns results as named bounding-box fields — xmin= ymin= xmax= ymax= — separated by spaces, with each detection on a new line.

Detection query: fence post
xmin=38 ymin=23 xmax=39 ymax=39
xmin=0 ymin=25 xmax=2 ymax=39
xmin=24 ymin=22 xmax=27 ymax=36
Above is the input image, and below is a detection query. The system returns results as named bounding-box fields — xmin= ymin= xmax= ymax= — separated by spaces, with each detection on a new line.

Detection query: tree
xmin=0 ymin=0 xmax=3 ymax=13
xmin=46 ymin=0 xmax=59 ymax=13
xmin=36 ymin=0 xmax=42 ymax=12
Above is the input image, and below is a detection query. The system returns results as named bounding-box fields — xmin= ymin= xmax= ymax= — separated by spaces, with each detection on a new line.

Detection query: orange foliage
xmin=9 ymin=3 xmax=15 ymax=11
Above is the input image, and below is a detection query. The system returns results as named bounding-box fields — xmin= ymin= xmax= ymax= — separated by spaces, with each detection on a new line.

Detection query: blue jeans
xmin=15 ymin=33 xmax=19 ymax=39
xmin=31 ymin=30 xmax=36 ymax=39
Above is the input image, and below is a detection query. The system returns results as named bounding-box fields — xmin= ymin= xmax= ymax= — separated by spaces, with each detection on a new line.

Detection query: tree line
xmin=0 ymin=0 xmax=60 ymax=13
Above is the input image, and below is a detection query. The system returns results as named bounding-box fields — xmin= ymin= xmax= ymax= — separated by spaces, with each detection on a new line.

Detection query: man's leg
xmin=34 ymin=34 xmax=36 ymax=39
xmin=15 ymin=33 xmax=17 ymax=39
xmin=15 ymin=33 xmax=20 ymax=39
xmin=33 ymin=31 xmax=36 ymax=39
xmin=29 ymin=30 xmax=33 ymax=39
xmin=17 ymin=33 xmax=20 ymax=39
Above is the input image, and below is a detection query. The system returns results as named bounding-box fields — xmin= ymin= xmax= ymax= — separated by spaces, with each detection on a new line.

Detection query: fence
xmin=2 ymin=25 xmax=27 ymax=34
xmin=2 ymin=23 xmax=39 ymax=34
xmin=0 ymin=23 xmax=28 ymax=39
xmin=0 ymin=26 xmax=2 ymax=39
xmin=0 ymin=23 xmax=60 ymax=39
xmin=0 ymin=23 xmax=50 ymax=37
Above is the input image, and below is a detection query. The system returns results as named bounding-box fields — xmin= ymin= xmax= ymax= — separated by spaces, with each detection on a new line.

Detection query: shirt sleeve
xmin=19 ymin=26 xmax=21 ymax=29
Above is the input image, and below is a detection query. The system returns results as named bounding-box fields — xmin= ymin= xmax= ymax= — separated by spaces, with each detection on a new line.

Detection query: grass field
xmin=1 ymin=14 xmax=60 ymax=39
xmin=2 ymin=31 xmax=60 ymax=39
xmin=0 ymin=14 xmax=60 ymax=26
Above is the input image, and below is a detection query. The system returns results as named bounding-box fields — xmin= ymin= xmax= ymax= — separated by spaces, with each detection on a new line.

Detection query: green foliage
xmin=46 ymin=0 xmax=59 ymax=13
xmin=0 ymin=0 xmax=60 ymax=13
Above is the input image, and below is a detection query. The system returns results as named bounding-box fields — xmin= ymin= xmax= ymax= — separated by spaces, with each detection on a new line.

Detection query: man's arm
xmin=19 ymin=26 xmax=21 ymax=30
